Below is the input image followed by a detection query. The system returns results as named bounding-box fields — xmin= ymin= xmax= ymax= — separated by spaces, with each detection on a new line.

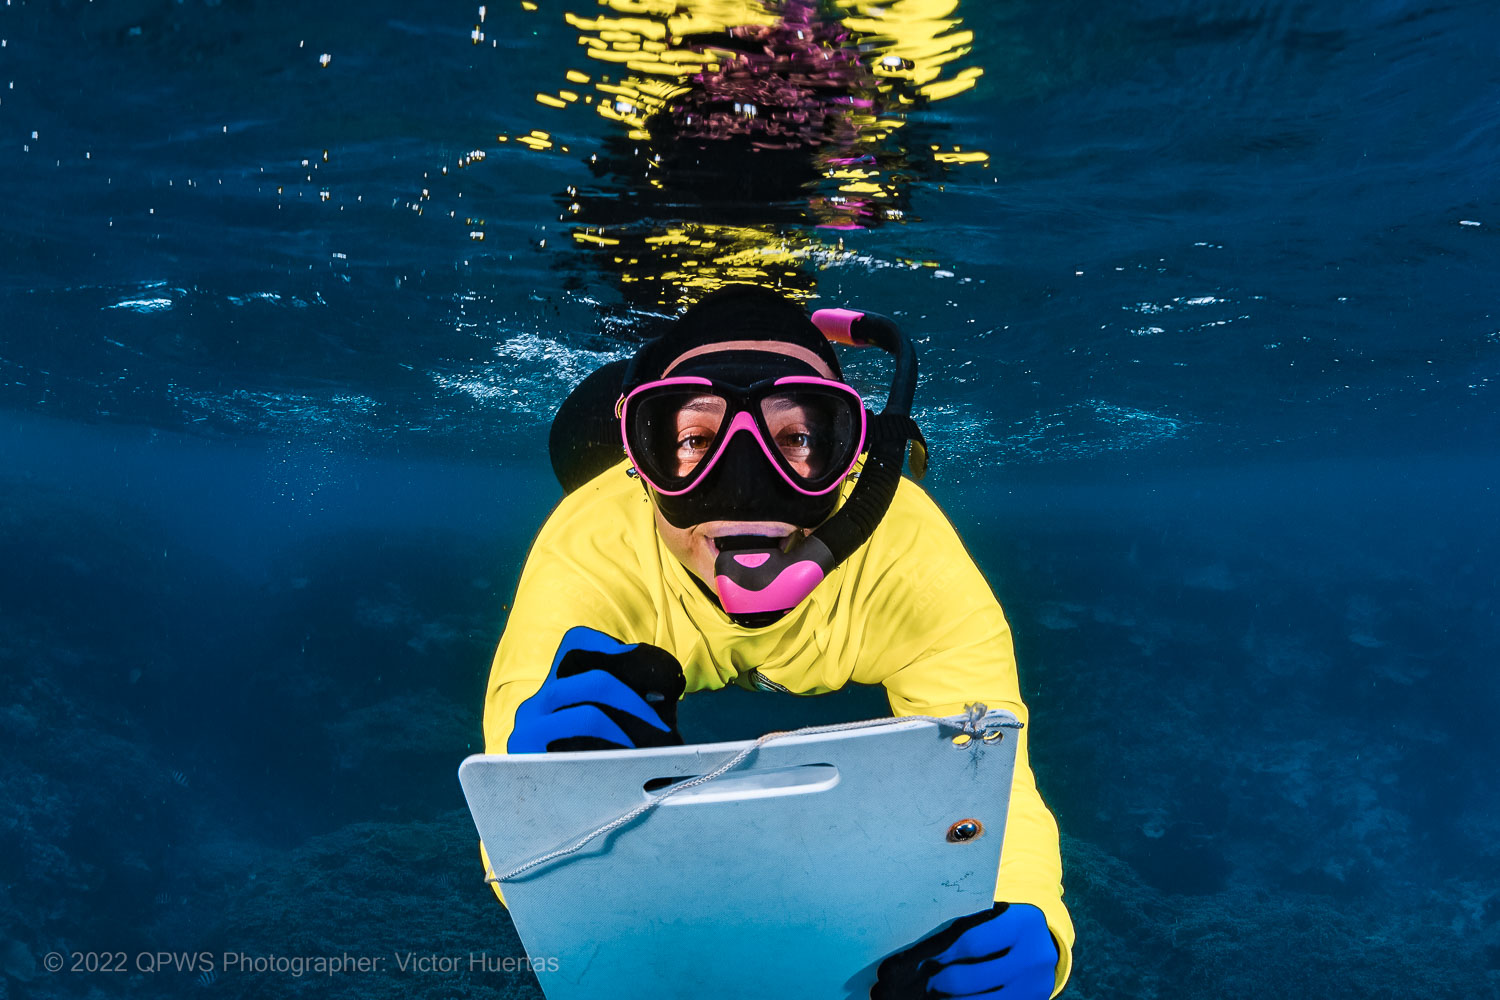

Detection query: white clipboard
xmin=458 ymin=709 xmax=1020 ymax=1000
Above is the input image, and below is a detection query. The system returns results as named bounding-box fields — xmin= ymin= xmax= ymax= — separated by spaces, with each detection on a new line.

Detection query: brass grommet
xmin=947 ymin=818 xmax=983 ymax=843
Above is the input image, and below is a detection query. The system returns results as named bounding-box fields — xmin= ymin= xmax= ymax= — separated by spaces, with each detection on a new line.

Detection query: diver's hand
xmin=508 ymin=626 xmax=686 ymax=753
xmin=872 ymin=902 xmax=1057 ymax=1000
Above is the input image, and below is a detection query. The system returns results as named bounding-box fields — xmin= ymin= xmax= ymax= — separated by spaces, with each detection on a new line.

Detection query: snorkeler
xmin=482 ymin=285 xmax=1073 ymax=997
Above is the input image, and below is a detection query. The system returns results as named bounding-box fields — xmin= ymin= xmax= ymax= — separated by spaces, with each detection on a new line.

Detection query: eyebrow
xmin=679 ymin=397 xmax=724 ymax=414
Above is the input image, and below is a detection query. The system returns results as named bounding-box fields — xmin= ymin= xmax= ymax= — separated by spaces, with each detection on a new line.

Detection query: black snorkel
xmin=709 ymin=308 xmax=927 ymax=625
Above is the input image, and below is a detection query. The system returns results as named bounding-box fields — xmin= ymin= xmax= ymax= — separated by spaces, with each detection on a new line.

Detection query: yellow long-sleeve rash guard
xmin=482 ymin=461 xmax=1074 ymax=995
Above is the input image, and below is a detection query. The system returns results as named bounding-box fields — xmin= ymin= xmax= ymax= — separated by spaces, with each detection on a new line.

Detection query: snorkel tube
xmin=712 ymin=308 xmax=928 ymax=623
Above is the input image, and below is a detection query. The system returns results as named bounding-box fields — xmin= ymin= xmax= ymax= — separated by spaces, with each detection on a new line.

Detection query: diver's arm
xmin=484 ymin=570 xmax=677 ymax=752
xmin=482 ymin=476 xmax=660 ymax=754
xmin=478 ymin=481 xmax=663 ymax=901
xmin=880 ymin=620 xmax=1073 ymax=997
xmin=480 ymin=613 xmax=682 ymax=905
xmin=478 ymin=550 xmax=632 ymax=903
xmin=851 ymin=482 xmax=1074 ymax=997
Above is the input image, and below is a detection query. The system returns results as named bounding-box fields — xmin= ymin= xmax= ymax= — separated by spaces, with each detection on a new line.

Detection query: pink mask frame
xmin=617 ymin=375 xmax=867 ymax=498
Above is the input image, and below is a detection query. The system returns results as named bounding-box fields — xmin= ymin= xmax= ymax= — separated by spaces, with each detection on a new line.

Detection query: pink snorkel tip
xmin=811 ymin=307 xmax=866 ymax=346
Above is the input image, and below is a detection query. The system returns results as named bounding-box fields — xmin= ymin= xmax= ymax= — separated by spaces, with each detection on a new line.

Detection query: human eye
xmin=776 ymin=429 xmax=812 ymax=452
xmin=673 ymin=417 xmax=718 ymax=475
xmin=774 ymin=426 xmax=815 ymax=478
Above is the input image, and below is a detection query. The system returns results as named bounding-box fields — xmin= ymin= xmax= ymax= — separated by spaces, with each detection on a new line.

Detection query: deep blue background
xmin=2 ymin=0 xmax=1498 ymax=997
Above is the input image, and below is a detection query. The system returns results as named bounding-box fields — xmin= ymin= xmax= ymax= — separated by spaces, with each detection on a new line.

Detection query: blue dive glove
xmin=509 ymin=626 xmax=686 ymax=753
xmin=872 ymin=902 xmax=1057 ymax=1000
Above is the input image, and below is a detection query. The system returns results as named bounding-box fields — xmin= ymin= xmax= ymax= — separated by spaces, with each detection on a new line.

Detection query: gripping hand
xmin=872 ymin=902 xmax=1057 ymax=1000
xmin=508 ymin=627 xmax=686 ymax=753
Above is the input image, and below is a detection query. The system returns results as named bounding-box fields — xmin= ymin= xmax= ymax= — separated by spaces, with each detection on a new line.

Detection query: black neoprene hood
xmin=626 ymin=285 xmax=844 ymax=389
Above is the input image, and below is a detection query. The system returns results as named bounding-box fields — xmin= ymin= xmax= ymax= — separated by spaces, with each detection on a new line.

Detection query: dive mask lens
xmin=621 ymin=377 xmax=865 ymax=497
xmin=758 ymin=383 xmax=862 ymax=489
xmin=627 ymin=386 xmax=728 ymax=488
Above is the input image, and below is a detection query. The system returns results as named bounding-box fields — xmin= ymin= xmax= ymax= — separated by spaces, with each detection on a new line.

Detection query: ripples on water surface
xmin=2 ymin=1 xmax=1498 ymax=998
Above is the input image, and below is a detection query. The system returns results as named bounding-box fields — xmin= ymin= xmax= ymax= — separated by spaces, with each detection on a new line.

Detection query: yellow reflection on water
xmin=487 ymin=0 xmax=988 ymax=307
xmin=517 ymin=0 xmax=989 ymax=149
xmin=574 ymin=220 xmax=939 ymax=304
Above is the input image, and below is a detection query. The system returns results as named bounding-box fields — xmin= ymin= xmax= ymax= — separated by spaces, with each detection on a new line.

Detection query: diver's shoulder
xmin=861 ymin=475 xmax=967 ymax=557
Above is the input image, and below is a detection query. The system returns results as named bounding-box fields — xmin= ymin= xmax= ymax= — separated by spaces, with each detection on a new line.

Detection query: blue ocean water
xmin=2 ymin=0 xmax=1498 ymax=997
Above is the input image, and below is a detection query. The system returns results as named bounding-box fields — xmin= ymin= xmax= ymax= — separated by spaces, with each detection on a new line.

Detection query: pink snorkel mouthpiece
xmin=713 ymin=535 xmax=837 ymax=619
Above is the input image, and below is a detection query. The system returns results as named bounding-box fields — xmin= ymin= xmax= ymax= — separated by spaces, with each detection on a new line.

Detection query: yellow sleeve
xmin=478 ymin=477 xmax=657 ymax=903
xmin=853 ymin=482 xmax=1075 ymax=997
xmin=481 ymin=475 xmax=659 ymax=755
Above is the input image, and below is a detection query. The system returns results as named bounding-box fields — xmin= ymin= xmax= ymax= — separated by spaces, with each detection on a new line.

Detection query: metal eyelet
xmin=947 ymin=819 xmax=983 ymax=843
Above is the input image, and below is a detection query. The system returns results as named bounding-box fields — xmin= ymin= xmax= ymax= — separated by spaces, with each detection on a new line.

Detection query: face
xmin=649 ymin=339 xmax=836 ymax=593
